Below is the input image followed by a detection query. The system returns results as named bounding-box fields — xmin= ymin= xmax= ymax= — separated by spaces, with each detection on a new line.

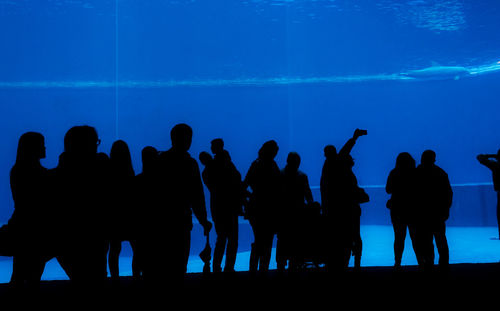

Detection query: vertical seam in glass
xmin=114 ymin=0 xmax=119 ymax=140
xmin=286 ymin=5 xmax=293 ymax=151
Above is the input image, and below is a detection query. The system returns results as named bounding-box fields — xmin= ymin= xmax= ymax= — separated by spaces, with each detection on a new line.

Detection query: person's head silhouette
xmin=199 ymin=151 xmax=213 ymax=167
xmin=142 ymin=146 xmax=158 ymax=173
xmin=64 ymin=125 xmax=100 ymax=156
xmin=421 ymin=150 xmax=436 ymax=167
xmin=324 ymin=145 xmax=337 ymax=159
xmin=16 ymin=132 xmax=45 ymax=164
xmin=286 ymin=152 xmax=301 ymax=172
xmin=395 ymin=152 xmax=416 ymax=170
xmin=258 ymin=140 xmax=279 ymax=161
xmin=210 ymin=138 xmax=224 ymax=155
xmin=170 ymin=123 xmax=193 ymax=152
xmin=110 ymin=140 xmax=134 ymax=175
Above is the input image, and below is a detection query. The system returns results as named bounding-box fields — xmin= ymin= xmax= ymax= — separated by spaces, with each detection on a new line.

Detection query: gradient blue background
xmin=1 ymin=1 xmax=500 ymax=276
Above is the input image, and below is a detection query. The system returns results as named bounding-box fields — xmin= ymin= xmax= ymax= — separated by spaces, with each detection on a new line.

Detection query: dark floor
xmin=1 ymin=263 xmax=499 ymax=307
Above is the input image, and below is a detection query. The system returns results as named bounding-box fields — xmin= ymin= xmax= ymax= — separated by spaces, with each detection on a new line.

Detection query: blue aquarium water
xmin=1 ymin=0 xmax=500 ymax=280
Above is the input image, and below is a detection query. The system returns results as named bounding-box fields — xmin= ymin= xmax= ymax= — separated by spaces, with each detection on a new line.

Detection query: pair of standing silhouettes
xmin=386 ymin=150 xmax=453 ymax=272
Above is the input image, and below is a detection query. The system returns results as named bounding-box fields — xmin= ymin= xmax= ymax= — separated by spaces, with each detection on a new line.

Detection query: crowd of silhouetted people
xmin=1 ymin=123 xmax=499 ymax=291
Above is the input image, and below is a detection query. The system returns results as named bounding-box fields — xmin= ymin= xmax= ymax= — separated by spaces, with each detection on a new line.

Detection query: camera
xmin=355 ymin=129 xmax=368 ymax=137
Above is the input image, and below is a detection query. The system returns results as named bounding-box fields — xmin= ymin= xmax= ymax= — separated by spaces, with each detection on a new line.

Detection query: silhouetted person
xmin=203 ymin=139 xmax=244 ymax=273
xmin=6 ymin=132 xmax=49 ymax=289
xmin=477 ymin=150 xmax=500 ymax=239
xmin=415 ymin=150 xmax=453 ymax=272
xmin=199 ymin=151 xmax=216 ymax=273
xmin=210 ymin=138 xmax=224 ymax=157
xmin=343 ymin=155 xmax=369 ymax=271
xmin=107 ymin=140 xmax=136 ymax=282
xmin=386 ymin=152 xmax=420 ymax=269
xmin=277 ymin=152 xmax=313 ymax=271
xmin=142 ymin=123 xmax=212 ymax=285
xmin=320 ymin=145 xmax=337 ymax=217
xmin=199 ymin=152 xmax=214 ymax=184
xmin=133 ymin=146 xmax=159 ymax=281
xmin=320 ymin=129 xmax=367 ymax=272
xmin=52 ymin=125 xmax=111 ymax=286
xmin=244 ymin=140 xmax=281 ymax=274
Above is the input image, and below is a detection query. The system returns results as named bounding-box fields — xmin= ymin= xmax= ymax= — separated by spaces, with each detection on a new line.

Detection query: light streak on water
xmin=0 ymin=62 xmax=498 ymax=89
xmin=0 ymin=75 xmax=410 ymax=89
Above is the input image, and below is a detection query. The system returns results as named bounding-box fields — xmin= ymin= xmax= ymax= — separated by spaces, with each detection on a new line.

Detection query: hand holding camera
xmin=478 ymin=154 xmax=498 ymax=161
xmin=354 ymin=128 xmax=368 ymax=139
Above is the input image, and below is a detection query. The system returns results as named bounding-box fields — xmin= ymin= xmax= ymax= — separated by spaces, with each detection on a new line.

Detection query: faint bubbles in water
xmin=377 ymin=0 xmax=467 ymax=32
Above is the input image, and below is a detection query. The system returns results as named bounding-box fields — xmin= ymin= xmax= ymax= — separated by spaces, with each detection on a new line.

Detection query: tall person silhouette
xmin=133 ymin=146 xmax=159 ymax=281
xmin=7 ymin=132 xmax=49 ymax=289
xmin=107 ymin=140 xmax=136 ymax=282
xmin=415 ymin=150 xmax=453 ymax=272
xmin=203 ymin=138 xmax=244 ymax=273
xmin=244 ymin=140 xmax=281 ymax=274
xmin=142 ymin=123 xmax=212 ymax=286
xmin=477 ymin=150 xmax=500 ymax=239
xmin=52 ymin=125 xmax=111 ymax=286
xmin=277 ymin=152 xmax=314 ymax=271
xmin=320 ymin=129 xmax=367 ymax=272
xmin=386 ymin=152 xmax=421 ymax=269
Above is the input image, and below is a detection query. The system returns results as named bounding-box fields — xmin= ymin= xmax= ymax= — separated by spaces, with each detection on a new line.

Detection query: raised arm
xmin=338 ymin=128 xmax=367 ymax=157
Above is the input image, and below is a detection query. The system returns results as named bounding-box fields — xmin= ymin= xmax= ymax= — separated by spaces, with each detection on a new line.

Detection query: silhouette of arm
xmin=443 ymin=171 xmax=453 ymax=209
xmin=304 ymin=175 xmax=314 ymax=204
xmin=385 ymin=170 xmax=395 ymax=194
xmin=320 ymin=164 xmax=328 ymax=208
xmin=190 ymin=160 xmax=212 ymax=234
xmin=338 ymin=138 xmax=356 ymax=157
xmin=243 ymin=161 xmax=257 ymax=192
xmin=338 ymin=129 xmax=366 ymax=157
xmin=9 ymin=169 xmax=22 ymax=209
xmin=477 ymin=154 xmax=500 ymax=172
xmin=201 ymin=168 xmax=214 ymax=192
xmin=9 ymin=168 xmax=34 ymax=212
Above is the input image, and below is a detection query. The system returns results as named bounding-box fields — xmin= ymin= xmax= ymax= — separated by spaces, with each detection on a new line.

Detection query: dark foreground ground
xmin=1 ymin=263 xmax=499 ymax=308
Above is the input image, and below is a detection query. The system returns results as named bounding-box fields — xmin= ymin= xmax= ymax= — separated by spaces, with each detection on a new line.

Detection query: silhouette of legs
xmin=276 ymin=214 xmax=299 ymax=271
xmin=276 ymin=230 xmax=287 ymax=271
xmin=497 ymin=192 xmax=500 ymax=239
xmin=352 ymin=213 xmax=362 ymax=270
xmin=108 ymin=240 xmax=122 ymax=280
xmin=10 ymin=253 xmax=45 ymax=289
xmin=432 ymin=221 xmax=449 ymax=270
xmin=352 ymin=233 xmax=362 ymax=270
xmin=213 ymin=225 xmax=227 ymax=273
xmin=325 ymin=219 xmax=353 ymax=273
xmin=249 ymin=219 xmax=275 ymax=274
xmin=213 ymin=216 xmax=238 ymax=273
xmin=224 ymin=217 xmax=238 ymax=272
xmin=392 ymin=222 xmax=407 ymax=267
xmin=167 ymin=227 xmax=191 ymax=278
xmin=249 ymin=242 xmax=258 ymax=273
xmin=142 ymin=227 xmax=190 ymax=288
xmin=257 ymin=229 xmax=275 ymax=273
xmin=417 ymin=223 xmax=435 ymax=272
xmin=130 ymin=239 xmax=142 ymax=279
xmin=407 ymin=224 xmax=421 ymax=265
